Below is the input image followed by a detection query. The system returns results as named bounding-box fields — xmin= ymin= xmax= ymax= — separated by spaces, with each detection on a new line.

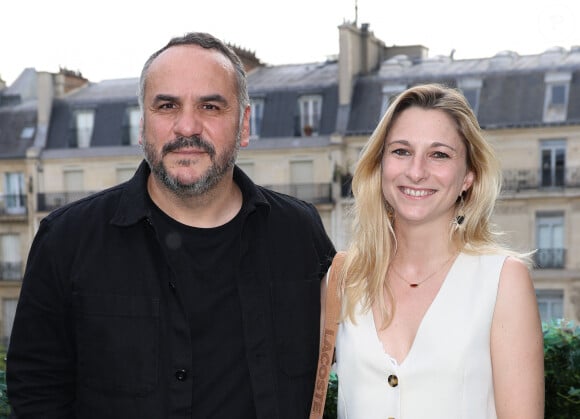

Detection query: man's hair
xmin=138 ymin=32 xmax=250 ymax=114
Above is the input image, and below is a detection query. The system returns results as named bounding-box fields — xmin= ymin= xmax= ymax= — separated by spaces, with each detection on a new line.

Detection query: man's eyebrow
xmin=199 ymin=94 xmax=228 ymax=105
xmin=152 ymin=94 xmax=178 ymax=104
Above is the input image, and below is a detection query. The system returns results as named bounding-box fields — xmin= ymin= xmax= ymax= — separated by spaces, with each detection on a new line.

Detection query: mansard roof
xmin=34 ymin=44 xmax=580 ymax=153
xmin=347 ymin=46 xmax=580 ymax=134
xmin=0 ymin=68 xmax=39 ymax=158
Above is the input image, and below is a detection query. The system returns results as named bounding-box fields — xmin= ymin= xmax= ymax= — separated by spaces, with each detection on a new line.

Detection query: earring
xmin=385 ymin=200 xmax=395 ymax=219
xmin=455 ymin=193 xmax=465 ymax=225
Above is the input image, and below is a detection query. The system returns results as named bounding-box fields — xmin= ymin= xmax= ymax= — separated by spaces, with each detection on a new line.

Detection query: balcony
xmin=502 ymin=166 xmax=580 ymax=192
xmin=37 ymin=184 xmax=334 ymax=211
xmin=0 ymin=194 xmax=27 ymax=216
xmin=533 ymin=248 xmax=566 ymax=269
xmin=37 ymin=191 xmax=97 ymax=212
xmin=0 ymin=261 xmax=22 ymax=281
xmin=263 ymin=183 xmax=333 ymax=204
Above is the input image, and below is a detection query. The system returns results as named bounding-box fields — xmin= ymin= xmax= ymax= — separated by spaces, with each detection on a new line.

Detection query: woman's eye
xmin=392 ymin=148 xmax=410 ymax=156
xmin=432 ymin=151 xmax=450 ymax=159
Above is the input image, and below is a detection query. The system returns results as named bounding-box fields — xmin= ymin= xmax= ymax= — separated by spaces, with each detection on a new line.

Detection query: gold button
xmin=387 ymin=374 xmax=398 ymax=387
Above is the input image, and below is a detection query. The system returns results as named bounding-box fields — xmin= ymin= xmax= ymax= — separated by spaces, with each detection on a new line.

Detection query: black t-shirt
xmin=151 ymin=202 xmax=256 ymax=418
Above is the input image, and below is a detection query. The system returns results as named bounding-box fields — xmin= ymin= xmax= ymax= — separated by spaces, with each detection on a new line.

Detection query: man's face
xmin=140 ymin=44 xmax=250 ymax=197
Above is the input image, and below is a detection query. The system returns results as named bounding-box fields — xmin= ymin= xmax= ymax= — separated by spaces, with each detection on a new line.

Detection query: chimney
xmin=54 ymin=67 xmax=88 ymax=97
xmin=229 ymin=45 xmax=264 ymax=73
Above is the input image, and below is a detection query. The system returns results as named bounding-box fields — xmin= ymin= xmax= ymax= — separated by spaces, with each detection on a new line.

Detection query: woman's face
xmin=381 ymin=106 xmax=474 ymax=226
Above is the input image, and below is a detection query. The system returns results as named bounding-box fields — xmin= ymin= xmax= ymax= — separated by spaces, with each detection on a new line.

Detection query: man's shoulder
xmin=43 ymin=183 xmax=126 ymax=226
xmin=255 ymin=185 xmax=317 ymax=215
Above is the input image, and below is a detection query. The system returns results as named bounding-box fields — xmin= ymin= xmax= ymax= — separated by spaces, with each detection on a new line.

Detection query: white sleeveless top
xmin=335 ymin=253 xmax=506 ymax=419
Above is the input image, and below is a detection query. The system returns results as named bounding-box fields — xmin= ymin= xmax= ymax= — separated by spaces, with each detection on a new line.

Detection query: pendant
xmin=409 ymin=283 xmax=419 ymax=288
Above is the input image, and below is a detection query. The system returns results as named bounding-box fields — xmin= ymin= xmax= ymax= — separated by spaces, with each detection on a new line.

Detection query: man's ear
xmin=239 ymin=105 xmax=251 ymax=148
xmin=138 ymin=117 xmax=144 ymax=146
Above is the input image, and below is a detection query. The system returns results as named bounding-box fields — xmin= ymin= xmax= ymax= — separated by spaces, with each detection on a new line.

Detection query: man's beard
xmin=142 ymin=131 xmax=241 ymax=197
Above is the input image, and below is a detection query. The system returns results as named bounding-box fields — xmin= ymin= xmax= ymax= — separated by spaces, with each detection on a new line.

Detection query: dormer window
xmin=73 ymin=109 xmax=95 ymax=148
xmin=458 ymin=78 xmax=482 ymax=115
xmin=123 ymin=107 xmax=141 ymax=146
xmin=298 ymin=95 xmax=322 ymax=137
xmin=381 ymin=84 xmax=406 ymax=116
xmin=20 ymin=126 xmax=35 ymax=140
xmin=543 ymin=72 xmax=571 ymax=123
xmin=250 ymin=98 xmax=264 ymax=139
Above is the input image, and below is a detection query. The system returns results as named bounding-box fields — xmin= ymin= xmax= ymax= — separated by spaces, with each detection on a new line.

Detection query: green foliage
xmin=0 ymin=349 xmax=9 ymax=418
xmin=543 ymin=319 xmax=580 ymax=418
xmin=0 ymin=371 xmax=9 ymax=418
xmin=323 ymin=371 xmax=338 ymax=418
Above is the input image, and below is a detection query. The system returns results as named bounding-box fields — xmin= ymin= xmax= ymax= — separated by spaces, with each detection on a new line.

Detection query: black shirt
xmin=7 ymin=161 xmax=336 ymax=419
xmin=152 ymin=201 xmax=256 ymax=418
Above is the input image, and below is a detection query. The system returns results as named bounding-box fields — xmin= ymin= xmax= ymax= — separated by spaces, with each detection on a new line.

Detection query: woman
xmin=332 ymin=84 xmax=544 ymax=418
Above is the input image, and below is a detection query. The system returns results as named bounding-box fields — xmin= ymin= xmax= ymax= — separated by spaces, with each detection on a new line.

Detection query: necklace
xmin=391 ymin=252 xmax=458 ymax=288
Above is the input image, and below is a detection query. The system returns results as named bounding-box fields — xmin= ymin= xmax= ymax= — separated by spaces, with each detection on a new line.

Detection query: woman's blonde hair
xmin=340 ymin=83 xmax=508 ymax=326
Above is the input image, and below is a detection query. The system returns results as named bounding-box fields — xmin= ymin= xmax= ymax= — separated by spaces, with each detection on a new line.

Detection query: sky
xmin=1 ymin=0 xmax=579 ymax=86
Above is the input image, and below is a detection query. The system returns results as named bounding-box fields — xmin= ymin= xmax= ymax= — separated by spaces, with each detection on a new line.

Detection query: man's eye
xmin=202 ymin=104 xmax=219 ymax=110
xmin=158 ymin=103 xmax=176 ymax=109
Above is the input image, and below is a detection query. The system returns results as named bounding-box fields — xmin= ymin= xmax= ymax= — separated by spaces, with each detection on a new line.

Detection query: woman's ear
xmin=463 ymin=170 xmax=475 ymax=191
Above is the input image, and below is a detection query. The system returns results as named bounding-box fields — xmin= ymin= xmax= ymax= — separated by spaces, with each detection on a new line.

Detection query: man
xmin=7 ymin=32 xmax=335 ymax=419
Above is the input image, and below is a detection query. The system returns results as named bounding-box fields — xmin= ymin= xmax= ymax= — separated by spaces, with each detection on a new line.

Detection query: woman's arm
xmin=491 ymin=256 xmax=544 ymax=419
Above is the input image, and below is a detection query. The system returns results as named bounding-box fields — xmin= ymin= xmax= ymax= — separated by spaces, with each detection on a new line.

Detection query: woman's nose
xmin=406 ymin=155 xmax=428 ymax=182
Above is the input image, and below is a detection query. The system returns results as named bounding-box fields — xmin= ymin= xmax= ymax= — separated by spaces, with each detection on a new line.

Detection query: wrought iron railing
xmin=533 ymin=248 xmax=566 ymax=269
xmin=37 ymin=183 xmax=333 ymax=211
xmin=263 ymin=183 xmax=333 ymax=204
xmin=37 ymin=191 xmax=97 ymax=212
xmin=502 ymin=167 xmax=580 ymax=192
xmin=0 ymin=194 xmax=27 ymax=216
xmin=0 ymin=261 xmax=22 ymax=281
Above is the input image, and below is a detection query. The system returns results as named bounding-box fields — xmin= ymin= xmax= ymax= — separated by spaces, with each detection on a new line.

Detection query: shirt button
xmin=175 ymin=369 xmax=188 ymax=381
xmin=387 ymin=374 xmax=398 ymax=387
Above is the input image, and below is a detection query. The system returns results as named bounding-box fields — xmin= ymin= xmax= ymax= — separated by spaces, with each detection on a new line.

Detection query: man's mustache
xmin=162 ymin=136 xmax=215 ymax=157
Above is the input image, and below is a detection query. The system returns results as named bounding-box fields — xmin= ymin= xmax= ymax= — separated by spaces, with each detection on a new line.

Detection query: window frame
xmin=543 ymin=72 xmax=571 ymax=122
xmin=298 ymin=95 xmax=322 ymax=137
xmin=249 ymin=98 xmax=264 ymax=139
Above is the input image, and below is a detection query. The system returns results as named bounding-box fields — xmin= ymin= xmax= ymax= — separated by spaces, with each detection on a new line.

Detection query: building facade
xmin=1 ymin=22 xmax=579 ymax=345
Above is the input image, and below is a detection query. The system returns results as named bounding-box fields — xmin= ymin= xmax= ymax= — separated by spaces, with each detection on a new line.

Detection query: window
xmin=536 ymin=290 xmax=564 ymax=322
xmin=116 ymin=167 xmax=136 ymax=183
xmin=237 ymin=162 xmax=255 ymax=179
xmin=381 ymin=84 xmax=406 ymax=117
xmin=20 ymin=126 xmax=35 ymax=139
xmin=543 ymin=72 xmax=571 ymax=122
xmin=64 ymin=169 xmax=84 ymax=192
xmin=540 ymin=139 xmax=565 ymax=187
xmin=3 ymin=298 xmax=18 ymax=345
xmin=249 ymin=98 xmax=264 ymax=139
xmin=0 ymin=234 xmax=21 ymax=281
xmin=290 ymin=160 xmax=316 ymax=201
xmin=123 ymin=107 xmax=141 ymax=146
xmin=298 ymin=95 xmax=322 ymax=136
xmin=458 ymin=78 xmax=482 ymax=115
xmin=290 ymin=160 xmax=314 ymax=184
xmin=74 ymin=109 xmax=95 ymax=148
xmin=3 ymin=172 xmax=26 ymax=215
xmin=535 ymin=212 xmax=565 ymax=269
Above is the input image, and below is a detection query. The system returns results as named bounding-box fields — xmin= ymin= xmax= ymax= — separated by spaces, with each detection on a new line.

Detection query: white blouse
xmin=335 ymin=253 xmax=506 ymax=419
